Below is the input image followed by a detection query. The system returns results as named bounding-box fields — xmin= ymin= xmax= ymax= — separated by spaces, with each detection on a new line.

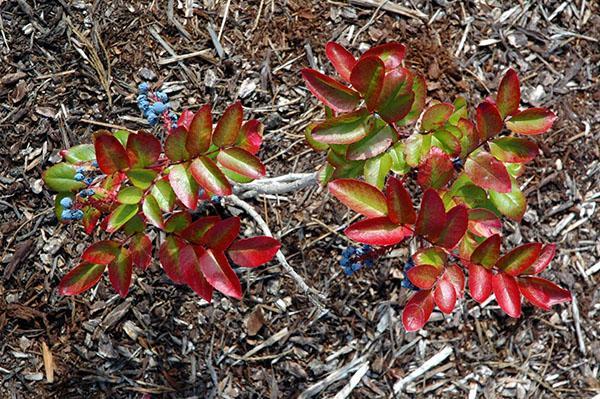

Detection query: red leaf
xmin=129 ymin=233 xmax=152 ymax=270
xmin=164 ymin=126 xmax=191 ymax=162
xmin=177 ymin=109 xmax=195 ymax=130
xmin=350 ymin=56 xmax=384 ymax=111
xmin=180 ymin=216 xmax=221 ymax=244
xmin=444 ymin=264 xmax=465 ymax=299
xmin=325 ymin=42 xmax=356 ymax=82
xmin=434 ymin=278 xmax=457 ymax=314
xmin=201 ymin=217 xmax=240 ymax=251
xmin=413 ymin=247 xmax=447 ymax=268
xmin=301 ymin=68 xmax=360 ymax=112
xmin=492 ymin=272 xmax=522 ymax=318
xmin=457 ymin=118 xmax=480 ymax=158
xmin=415 ymin=189 xmax=446 ymax=241
xmin=237 ymin=119 xmax=263 ymax=155
xmin=126 ymin=132 xmax=161 ymax=168
xmin=470 ymin=234 xmax=501 ymax=268
xmin=82 ymin=240 xmax=121 ymax=264
xmin=94 ymin=131 xmax=129 ymax=174
xmin=518 ymin=276 xmax=571 ymax=310
xmin=435 ymin=205 xmax=468 ymax=249
xmin=217 ymin=147 xmax=266 ymax=179
xmin=198 ymin=248 xmax=242 ymax=299
xmin=82 ymin=207 xmax=101 ymax=235
xmin=58 ymin=262 xmax=106 ymax=296
xmin=406 ymin=265 xmax=441 ymax=290
xmin=228 ymin=236 xmax=281 ymax=267
xmin=212 ymin=101 xmax=243 ymax=147
xmin=385 ymin=176 xmax=416 ymax=225
xmin=489 ymin=137 xmax=539 ymax=163
xmin=328 ymin=178 xmax=388 ymax=218
xmin=468 ymin=263 xmax=492 ymax=303
xmin=522 ymin=244 xmax=556 ymax=275
xmin=506 ymin=108 xmax=557 ymax=135
xmin=464 ymin=151 xmax=511 ymax=193
xmin=169 ymin=164 xmax=199 ymax=209
xmin=361 ymin=42 xmax=406 ymax=70
xmin=311 ymin=108 xmax=372 ymax=145
xmin=180 ymin=245 xmax=214 ymax=302
xmin=402 ymin=290 xmax=434 ymax=332
xmin=345 ymin=217 xmax=412 ymax=246
xmin=376 ymin=68 xmax=414 ymax=124
xmin=417 ymin=147 xmax=454 ymax=190
xmin=467 ymin=208 xmax=502 ymax=237
xmin=159 ymin=235 xmax=186 ymax=284
xmin=496 ymin=68 xmax=520 ymax=119
xmin=108 ymin=249 xmax=133 ymax=297
xmin=186 ymin=104 xmax=212 ymax=156
xmin=421 ymin=103 xmax=454 ymax=132
xmin=190 ymin=156 xmax=232 ymax=196
xmin=476 ymin=101 xmax=503 ymax=140
xmin=496 ymin=243 xmax=542 ymax=276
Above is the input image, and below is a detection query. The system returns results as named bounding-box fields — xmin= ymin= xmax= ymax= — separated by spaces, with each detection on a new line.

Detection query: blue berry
xmin=156 ymin=91 xmax=168 ymax=102
xmin=152 ymin=102 xmax=167 ymax=114
xmin=70 ymin=210 xmax=84 ymax=220
xmin=351 ymin=263 xmax=362 ymax=272
xmin=76 ymin=167 xmax=84 ymax=173
xmin=59 ymin=197 xmax=73 ymax=208
xmin=61 ymin=209 xmax=72 ymax=220
xmin=84 ymin=177 xmax=93 ymax=185
xmin=211 ymin=195 xmax=221 ymax=203
xmin=340 ymin=257 xmax=350 ymax=267
xmin=80 ymin=189 xmax=95 ymax=197
xmin=74 ymin=173 xmax=85 ymax=181
xmin=138 ymin=82 xmax=150 ymax=93
xmin=147 ymin=113 xmax=159 ymax=126
xmin=91 ymin=160 xmax=98 ymax=167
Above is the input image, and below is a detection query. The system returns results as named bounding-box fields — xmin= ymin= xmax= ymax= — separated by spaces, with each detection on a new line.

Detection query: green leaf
xmin=413 ymin=247 xmax=447 ymax=269
xmin=164 ymin=211 xmax=192 ymax=234
xmin=212 ymin=101 xmax=243 ymax=147
xmin=113 ymin=130 xmax=130 ymax=146
xmin=63 ymin=144 xmax=96 ymax=164
xmin=397 ymin=72 xmax=426 ymax=126
xmin=388 ymin=142 xmax=410 ymax=175
xmin=489 ymin=178 xmax=526 ymax=221
xmin=142 ymin=195 xmax=164 ymax=228
xmin=164 ymin=126 xmax=191 ymax=162
xmin=304 ymin=123 xmax=329 ymax=151
xmin=346 ymin=124 xmax=394 ymax=161
xmin=470 ymin=234 xmax=501 ymax=268
xmin=432 ymin=128 xmax=461 ymax=156
xmin=506 ymin=108 xmax=557 ymax=135
xmin=217 ymin=147 xmax=266 ymax=180
xmin=328 ymin=178 xmax=388 ymax=217
xmin=489 ymin=137 xmax=539 ymax=163
xmin=169 ymin=164 xmax=199 ymax=209
xmin=126 ymin=168 xmax=158 ymax=189
xmin=58 ymin=263 xmax=106 ymax=295
xmin=349 ymin=56 xmax=384 ymax=112
xmin=186 ymin=104 xmax=212 ymax=156
xmin=301 ymin=68 xmax=361 ymax=112
xmin=107 ymin=204 xmax=139 ymax=233
xmin=420 ymin=103 xmax=454 ymax=132
xmin=43 ymin=163 xmax=86 ymax=192
xmin=375 ymin=68 xmax=414 ymax=123
xmin=363 ymin=153 xmax=392 ymax=189
xmin=117 ymin=186 xmax=143 ymax=204
xmin=448 ymin=96 xmax=468 ymax=125
xmin=404 ymin=133 xmax=431 ymax=167
xmin=497 ymin=243 xmax=542 ymax=276
xmin=190 ymin=156 xmax=232 ymax=196
xmin=126 ymin=132 xmax=161 ymax=168
xmin=311 ymin=109 xmax=372 ymax=145
xmin=151 ymin=179 xmax=176 ymax=212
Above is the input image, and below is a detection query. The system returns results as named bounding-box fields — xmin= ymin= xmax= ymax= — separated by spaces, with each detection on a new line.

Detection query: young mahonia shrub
xmin=302 ymin=42 xmax=571 ymax=331
xmin=44 ymin=91 xmax=280 ymax=301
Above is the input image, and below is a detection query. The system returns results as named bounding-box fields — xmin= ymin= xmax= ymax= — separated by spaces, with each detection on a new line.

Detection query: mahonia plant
xmin=43 ymin=87 xmax=280 ymax=301
xmin=302 ymin=42 xmax=571 ymax=331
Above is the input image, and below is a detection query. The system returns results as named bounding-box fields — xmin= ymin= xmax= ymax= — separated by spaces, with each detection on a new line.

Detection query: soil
xmin=0 ymin=1 xmax=598 ymax=398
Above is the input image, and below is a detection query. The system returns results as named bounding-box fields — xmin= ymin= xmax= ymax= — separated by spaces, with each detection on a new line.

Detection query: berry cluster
xmin=60 ymin=164 xmax=99 ymax=221
xmin=137 ymin=82 xmax=177 ymax=127
xmin=340 ymin=245 xmax=374 ymax=275
xmin=401 ymin=257 xmax=419 ymax=291
xmin=59 ymin=197 xmax=84 ymax=220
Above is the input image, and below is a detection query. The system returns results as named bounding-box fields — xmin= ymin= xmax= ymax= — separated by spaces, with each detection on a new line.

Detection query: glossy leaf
xmin=82 ymin=207 xmax=101 ymax=235
xmin=385 ymin=176 xmax=416 ymax=225
xmin=201 ymin=217 xmax=240 ymax=251
xmin=159 ymin=235 xmax=186 ymax=283
xmin=406 ymin=265 xmax=441 ymax=290
xmin=398 ymin=72 xmax=426 ymax=126
xmin=58 ymin=263 xmax=105 ymax=296
xmin=476 ymin=101 xmax=503 ymax=140
xmin=106 ymin=204 xmax=138 ymax=233
xmin=420 ymin=103 xmax=454 ymax=132
xmin=311 ymin=109 xmax=372 ymax=144
xmin=350 ymin=56 xmax=384 ymax=111
xmin=364 ymin=153 xmax=392 ymax=189
xmin=126 ymin=132 xmax=161 ymax=168
xmin=328 ymin=178 xmax=388 ymax=217
xmin=404 ymin=132 xmax=431 ymax=167
xmin=237 ymin=120 xmax=263 ymax=155
xmin=180 ymin=216 xmax=221 ymax=245
xmin=435 ymin=205 xmax=468 ymax=249
xmin=180 ymin=245 xmax=213 ymax=302
xmin=489 ymin=178 xmax=526 ymax=221
xmin=151 ymin=179 xmax=176 ymax=212
xmin=413 ymin=247 xmax=447 ymax=269
xmin=345 ymin=217 xmax=412 ymax=246
xmin=457 ymin=118 xmax=479 ymax=158
xmin=492 ymin=272 xmax=521 ymax=318
xmin=169 ymin=164 xmax=199 ymax=209
xmin=506 ymin=108 xmax=557 ymax=135
xmin=496 ymin=68 xmax=520 ymax=119
xmin=434 ymin=278 xmax=457 ymax=314
xmin=415 ymin=189 xmax=446 ymax=240
xmin=301 ymin=68 xmax=360 ymax=112
xmin=228 ymin=236 xmax=281 ymax=267
xmin=198 ymin=248 xmax=242 ymax=299
xmin=464 ymin=151 xmax=511 ymax=193
xmin=43 ymin=163 xmax=86 ymax=192
xmin=470 ymin=234 xmax=501 ymax=268
xmin=522 ymin=244 xmax=556 ymax=275
xmin=177 ymin=109 xmax=195 ymax=130
xmin=468 ymin=263 xmax=492 ymax=303
xmin=376 ymin=68 xmax=414 ymax=124
xmin=518 ymin=276 xmax=571 ymax=310
xmin=417 ymin=147 xmax=454 ymax=189
xmin=489 ymin=137 xmax=538 ymax=163
xmin=117 ymin=186 xmax=143 ymax=204
xmin=127 ymin=168 xmax=158 ymax=190
xmin=94 ymin=131 xmax=129 ymax=174
xmin=496 ymin=243 xmax=542 ymax=276
xmin=129 ymin=233 xmax=152 ymax=269
xmin=402 ymin=290 xmax=434 ymax=332
xmin=190 ymin=156 xmax=232 ymax=196
xmin=468 ymin=208 xmax=502 ymax=237
xmin=444 ymin=264 xmax=465 ymax=298
xmin=361 ymin=42 xmax=406 ymax=69
xmin=63 ymin=144 xmax=96 ymax=164
xmin=82 ymin=240 xmax=121 ymax=265
xmin=213 ymin=101 xmax=243 ymax=147
xmin=186 ymin=104 xmax=212 ymax=156
xmin=164 ymin=126 xmax=191 ymax=162
xmin=325 ymin=42 xmax=356 ymax=82
xmin=432 ymin=128 xmax=461 ymax=157
xmin=164 ymin=211 xmax=192 ymax=234
xmin=108 ymin=249 xmax=133 ymax=298
xmin=346 ymin=124 xmax=394 ymax=161
xmin=217 ymin=147 xmax=266 ymax=179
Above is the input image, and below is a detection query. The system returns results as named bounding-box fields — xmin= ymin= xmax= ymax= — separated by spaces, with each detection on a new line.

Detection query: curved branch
xmin=233 ymin=172 xmax=318 ymax=198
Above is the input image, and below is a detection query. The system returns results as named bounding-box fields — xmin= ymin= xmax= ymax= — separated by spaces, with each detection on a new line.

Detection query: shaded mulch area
xmin=0 ymin=1 xmax=598 ymax=398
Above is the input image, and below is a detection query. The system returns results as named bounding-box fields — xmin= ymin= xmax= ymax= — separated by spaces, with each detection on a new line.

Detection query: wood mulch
xmin=0 ymin=1 xmax=598 ymax=398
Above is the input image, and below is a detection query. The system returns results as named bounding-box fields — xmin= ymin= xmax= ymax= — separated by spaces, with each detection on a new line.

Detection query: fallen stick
xmin=333 ymin=361 xmax=370 ymax=399
xmin=349 ymin=0 xmax=428 ymax=20
xmin=571 ymin=295 xmax=586 ymax=355
xmin=158 ymin=49 xmax=217 ymax=65
xmin=393 ymin=345 xmax=453 ymax=393
xmin=298 ymin=355 xmax=368 ymax=399
xmin=234 ymin=172 xmax=317 ymax=197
